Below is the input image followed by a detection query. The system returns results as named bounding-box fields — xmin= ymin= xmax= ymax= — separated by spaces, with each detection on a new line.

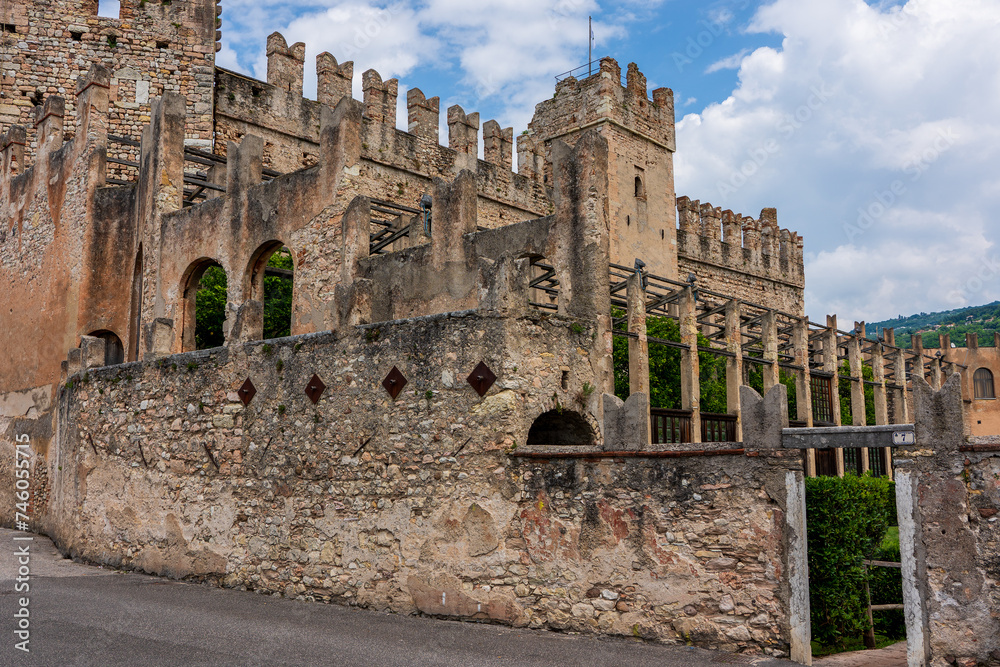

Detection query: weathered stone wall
xmin=676 ymin=197 xmax=805 ymax=315
xmin=0 ymin=67 xmax=134 ymax=396
xmin=42 ymin=313 xmax=797 ymax=659
xmin=895 ymin=375 xmax=1000 ymax=667
xmin=0 ymin=0 xmax=216 ymax=163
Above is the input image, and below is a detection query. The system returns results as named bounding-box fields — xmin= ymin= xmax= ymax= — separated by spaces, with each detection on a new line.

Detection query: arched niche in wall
xmin=87 ymin=330 xmax=125 ymax=366
xmin=180 ymin=258 xmax=228 ymax=352
xmin=245 ymin=241 xmax=294 ymax=340
xmin=526 ymin=409 xmax=596 ymax=446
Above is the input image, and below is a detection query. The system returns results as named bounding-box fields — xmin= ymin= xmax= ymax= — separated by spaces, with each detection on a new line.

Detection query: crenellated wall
xmin=675 ymin=196 xmax=805 ymax=314
xmin=212 ymin=34 xmax=551 ymax=233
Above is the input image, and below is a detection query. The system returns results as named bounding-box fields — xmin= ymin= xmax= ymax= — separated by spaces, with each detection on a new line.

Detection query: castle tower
xmin=524 ymin=58 xmax=677 ymax=279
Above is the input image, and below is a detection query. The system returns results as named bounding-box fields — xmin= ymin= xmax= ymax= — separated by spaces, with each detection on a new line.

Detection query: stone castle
xmin=2 ymin=1 xmax=998 ymax=665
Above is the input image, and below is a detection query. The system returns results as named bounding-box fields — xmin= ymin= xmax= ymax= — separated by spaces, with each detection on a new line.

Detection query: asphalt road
xmin=0 ymin=529 xmax=796 ymax=667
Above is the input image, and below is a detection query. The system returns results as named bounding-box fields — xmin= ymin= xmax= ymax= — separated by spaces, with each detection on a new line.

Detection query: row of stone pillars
xmin=621 ymin=271 xmax=960 ymax=469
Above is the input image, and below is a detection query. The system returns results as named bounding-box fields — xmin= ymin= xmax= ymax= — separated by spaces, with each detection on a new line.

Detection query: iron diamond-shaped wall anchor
xmin=238 ymin=377 xmax=257 ymax=406
xmin=467 ymin=361 xmax=496 ymax=397
xmin=305 ymin=374 xmax=326 ymax=404
xmin=382 ymin=366 xmax=407 ymax=400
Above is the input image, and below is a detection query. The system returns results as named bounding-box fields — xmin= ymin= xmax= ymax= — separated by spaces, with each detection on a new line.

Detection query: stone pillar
xmin=825 ymin=315 xmax=845 ymax=475
xmin=680 ymin=287 xmax=701 ymax=443
xmin=871 ymin=340 xmax=892 ymax=479
xmin=627 ymin=273 xmax=649 ymax=397
xmin=447 ymin=105 xmax=479 ymax=174
xmin=627 ymin=273 xmax=650 ymax=443
xmin=548 ymin=132 xmax=612 ymax=400
xmin=676 ymin=197 xmax=700 ymax=234
xmin=725 ymin=300 xmax=743 ymax=441
xmin=407 ymin=88 xmax=439 ymax=142
xmin=793 ymin=317 xmax=815 ymax=475
xmin=929 ymin=357 xmax=943 ymax=390
xmin=316 ymin=53 xmax=353 ymax=108
xmin=319 ymin=96 xmax=363 ymax=196
xmin=848 ymin=333 xmax=868 ymax=471
xmin=483 ymin=120 xmax=513 ymax=171
xmin=266 ymin=32 xmax=305 ymax=95
xmin=341 ymin=196 xmax=371 ymax=283
xmin=762 ymin=311 xmax=780 ymax=394
xmin=430 ymin=171 xmax=477 ymax=269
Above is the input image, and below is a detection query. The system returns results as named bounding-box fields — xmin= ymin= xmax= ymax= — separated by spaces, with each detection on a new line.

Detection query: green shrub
xmin=806 ymin=473 xmax=894 ymax=648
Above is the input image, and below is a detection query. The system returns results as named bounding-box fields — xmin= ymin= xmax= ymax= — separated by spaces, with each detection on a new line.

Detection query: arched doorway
xmin=87 ymin=330 xmax=125 ymax=366
xmin=180 ymin=259 xmax=228 ymax=351
xmin=246 ymin=242 xmax=294 ymax=340
xmin=526 ymin=409 xmax=596 ymax=446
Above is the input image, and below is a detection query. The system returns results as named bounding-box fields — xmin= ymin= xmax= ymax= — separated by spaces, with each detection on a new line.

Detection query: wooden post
xmin=725 ymin=300 xmax=743 ymax=442
xmin=680 ymin=287 xmax=701 ymax=443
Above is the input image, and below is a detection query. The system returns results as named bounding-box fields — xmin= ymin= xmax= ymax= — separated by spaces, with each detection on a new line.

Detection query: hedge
xmin=805 ymin=473 xmax=895 ymax=647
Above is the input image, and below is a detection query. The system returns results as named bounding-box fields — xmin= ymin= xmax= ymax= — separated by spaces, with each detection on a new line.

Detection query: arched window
xmin=247 ymin=242 xmax=294 ymax=340
xmin=87 ymin=330 xmax=124 ymax=366
xmin=180 ymin=259 xmax=228 ymax=351
xmin=974 ymin=368 xmax=995 ymax=399
xmin=634 ymin=175 xmax=645 ymax=199
xmin=526 ymin=410 xmax=595 ymax=446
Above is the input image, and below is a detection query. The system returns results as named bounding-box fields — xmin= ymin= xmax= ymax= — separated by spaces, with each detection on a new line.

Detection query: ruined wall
xmin=0 ymin=0 xmax=217 ymax=162
xmin=676 ymin=197 xmax=805 ymax=315
xmin=43 ymin=313 xmax=797 ymax=659
xmin=0 ymin=67 xmax=137 ymax=396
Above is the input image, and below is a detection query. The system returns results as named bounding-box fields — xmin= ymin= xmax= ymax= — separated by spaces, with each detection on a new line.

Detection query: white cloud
xmin=705 ymin=49 xmax=749 ymax=74
xmin=676 ymin=0 xmax=1000 ymax=321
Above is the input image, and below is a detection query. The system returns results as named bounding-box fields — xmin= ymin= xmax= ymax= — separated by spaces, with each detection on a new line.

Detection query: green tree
xmin=612 ymin=313 xmax=728 ymax=412
xmin=262 ymin=248 xmax=293 ymax=340
xmin=195 ymin=265 xmax=227 ymax=349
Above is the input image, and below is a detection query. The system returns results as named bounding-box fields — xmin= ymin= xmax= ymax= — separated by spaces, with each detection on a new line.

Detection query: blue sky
xmin=208 ymin=0 xmax=1000 ymax=324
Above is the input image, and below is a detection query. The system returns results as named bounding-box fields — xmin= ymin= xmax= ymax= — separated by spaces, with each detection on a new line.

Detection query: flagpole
xmin=589 ymin=16 xmax=592 ymax=76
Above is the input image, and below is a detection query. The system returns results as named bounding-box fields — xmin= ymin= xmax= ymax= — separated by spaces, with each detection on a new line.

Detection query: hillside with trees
xmin=866 ymin=301 xmax=1000 ymax=349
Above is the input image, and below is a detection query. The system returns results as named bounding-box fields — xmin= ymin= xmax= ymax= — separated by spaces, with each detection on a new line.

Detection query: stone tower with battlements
xmin=524 ymin=59 xmax=679 ymax=280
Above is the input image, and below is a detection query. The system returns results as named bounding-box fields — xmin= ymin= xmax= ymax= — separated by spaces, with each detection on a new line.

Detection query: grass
xmin=881 ymin=526 xmax=900 ymax=552
xmin=811 ymin=634 xmax=903 ymax=657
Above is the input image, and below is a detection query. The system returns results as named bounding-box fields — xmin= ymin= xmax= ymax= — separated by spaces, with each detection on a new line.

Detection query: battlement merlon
xmin=527 ymin=57 xmax=676 ymax=152
xmin=267 ymin=32 xmax=306 ymax=96
xmin=407 ymin=88 xmax=440 ymax=142
xmin=362 ymin=69 xmax=399 ymax=127
xmin=317 ymin=53 xmax=354 ymax=109
xmin=483 ymin=120 xmax=513 ymax=171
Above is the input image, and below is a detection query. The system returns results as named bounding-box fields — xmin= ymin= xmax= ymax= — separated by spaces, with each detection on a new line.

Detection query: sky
xmin=200 ymin=0 xmax=1000 ymax=324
